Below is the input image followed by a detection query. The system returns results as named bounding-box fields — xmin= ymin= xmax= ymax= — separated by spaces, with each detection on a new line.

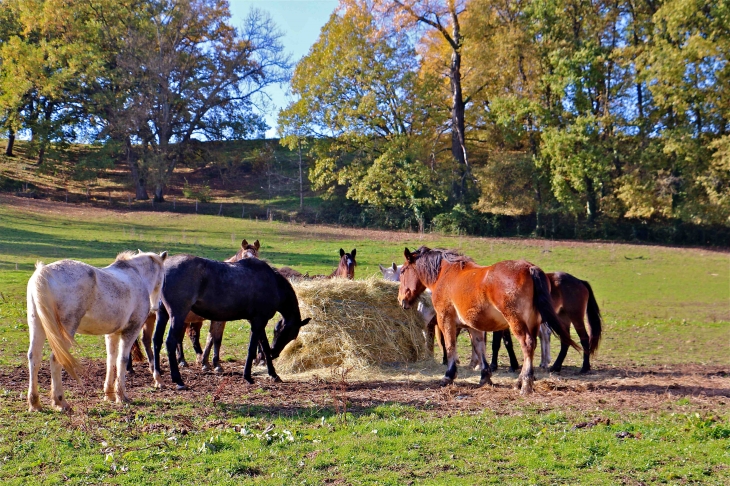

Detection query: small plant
xmin=182 ymin=178 xmax=212 ymax=203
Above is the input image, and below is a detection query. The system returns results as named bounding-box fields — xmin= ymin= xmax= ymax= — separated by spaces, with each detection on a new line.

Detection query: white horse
xmin=27 ymin=250 xmax=167 ymax=412
xmin=379 ymin=262 xmax=551 ymax=369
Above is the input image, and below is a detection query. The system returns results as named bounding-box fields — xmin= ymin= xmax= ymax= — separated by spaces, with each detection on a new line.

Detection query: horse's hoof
xmin=117 ymin=396 xmax=132 ymax=405
xmin=53 ymin=402 xmax=72 ymax=413
xmin=490 ymin=364 xmax=498 ymax=372
xmin=214 ymin=366 xmax=224 ymax=373
xmin=520 ymin=386 xmax=533 ymax=396
xmin=272 ymin=375 xmax=283 ymax=383
xmin=508 ymin=367 xmax=517 ymax=373
xmin=201 ymin=364 xmax=210 ymax=372
xmin=579 ymin=367 xmax=591 ymax=374
xmin=176 ymin=384 xmax=188 ymax=391
xmin=479 ymin=377 xmax=493 ymax=387
xmin=548 ymin=365 xmax=561 ymax=373
xmin=439 ymin=377 xmax=453 ymax=387
xmin=179 ymin=361 xmax=188 ymax=368
xmin=244 ymin=375 xmax=254 ymax=384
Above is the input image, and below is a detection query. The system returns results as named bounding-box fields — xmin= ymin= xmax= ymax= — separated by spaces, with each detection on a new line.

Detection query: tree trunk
xmin=127 ymin=139 xmax=149 ymax=200
xmin=585 ymin=177 xmax=597 ymax=223
xmin=298 ymin=139 xmax=304 ymax=210
xmin=5 ymin=130 xmax=14 ymax=157
xmin=153 ymin=183 xmax=165 ymax=203
xmin=449 ymin=23 xmax=469 ymax=198
xmin=37 ymin=145 xmax=45 ymax=166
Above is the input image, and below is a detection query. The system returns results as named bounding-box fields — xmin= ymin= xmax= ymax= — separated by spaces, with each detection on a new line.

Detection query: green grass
xmin=0 ymin=198 xmax=728 ymax=484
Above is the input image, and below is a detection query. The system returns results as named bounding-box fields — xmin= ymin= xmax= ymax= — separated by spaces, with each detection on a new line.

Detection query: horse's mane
xmin=115 ymin=250 xmax=163 ymax=265
xmin=413 ymin=246 xmax=474 ymax=285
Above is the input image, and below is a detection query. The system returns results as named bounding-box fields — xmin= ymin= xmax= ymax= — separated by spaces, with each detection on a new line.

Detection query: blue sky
xmin=228 ymin=1 xmax=339 ymax=138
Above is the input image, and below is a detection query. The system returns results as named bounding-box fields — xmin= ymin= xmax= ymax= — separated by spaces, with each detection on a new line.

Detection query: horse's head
xmin=398 ymin=247 xmax=426 ymax=309
xmin=379 ymin=262 xmax=401 ymax=282
xmin=336 ymin=248 xmax=356 ymax=279
xmin=270 ymin=316 xmax=311 ymax=359
xmin=229 ymin=239 xmax=260 ymax=262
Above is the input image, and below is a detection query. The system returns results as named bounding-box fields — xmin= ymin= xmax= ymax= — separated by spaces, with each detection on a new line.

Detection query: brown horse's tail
xmin=131 ymin=338 xmax=145 ymax=362
xmin=581 ymin=280 xmax=603 ymax=355
xmin=529 ymin=266 xmax=581 ymax=352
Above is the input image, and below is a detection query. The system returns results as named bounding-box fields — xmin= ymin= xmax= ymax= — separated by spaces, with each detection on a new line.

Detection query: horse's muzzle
xmin=400 ymin=299 xmax=411 ymax=310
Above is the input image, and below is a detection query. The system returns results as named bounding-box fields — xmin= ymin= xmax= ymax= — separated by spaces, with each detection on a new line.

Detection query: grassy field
xmin=0 ymin=196 xmax=728 ymax=484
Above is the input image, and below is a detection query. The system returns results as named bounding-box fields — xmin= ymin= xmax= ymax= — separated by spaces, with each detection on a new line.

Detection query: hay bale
xmin=277 ymin=277 xmax=431 ymax=372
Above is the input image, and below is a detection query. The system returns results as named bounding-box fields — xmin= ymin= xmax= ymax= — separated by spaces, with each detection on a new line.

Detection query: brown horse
xmin=398 ymin=247 xmax=579 ymax=394
xmin=492 ymin=271 xmax=602 ymax=373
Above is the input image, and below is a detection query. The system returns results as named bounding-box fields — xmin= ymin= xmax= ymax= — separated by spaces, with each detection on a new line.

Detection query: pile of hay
xmin=277 ymin=277 xmax=432 ymax=373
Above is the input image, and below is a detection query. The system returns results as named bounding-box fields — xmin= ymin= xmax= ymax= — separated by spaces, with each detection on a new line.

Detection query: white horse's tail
xmin=32 ymin=264 xmax=81 ymax=382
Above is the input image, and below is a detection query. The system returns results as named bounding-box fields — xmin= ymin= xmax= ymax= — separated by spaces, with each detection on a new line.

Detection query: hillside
xmin=0 ymin=139 xmax=318 ymax=220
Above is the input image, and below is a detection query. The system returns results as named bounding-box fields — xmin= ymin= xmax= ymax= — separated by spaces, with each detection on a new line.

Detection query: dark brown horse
xmin=398 ymin=247 xmax=579 ymax=394
xmin=492 ymin=271 xmax=602 ymax=373
xmin=130 ymin=240 xmax=260 ymax=376
xmin=279 ymin=248 xmax=356 ymax=280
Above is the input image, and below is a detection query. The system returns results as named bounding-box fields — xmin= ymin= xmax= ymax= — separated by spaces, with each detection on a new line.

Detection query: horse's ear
xmin=254 ymin=239 xmax=260 ymax=250
xmin=339 ymin=248 xmax=345 ymax=257
xmin=351 ymin=248 xmax=356 ymax=258
xmin=378 ymin=264 xmax=386 ymax=274
xmin=404 ymin=247 xmax=413 ymax=262
xmin=160 ymin=251 xmax=168 ymax=261
xmin=138 ymin=249 xmax=143 ymax=255
xmin=241 ymin=239 xmax=248 ymax=248
xmin=300 ymin=317 xmax=311 ymax=326
xmin=391 ymin=262 xmax=397 ymax=272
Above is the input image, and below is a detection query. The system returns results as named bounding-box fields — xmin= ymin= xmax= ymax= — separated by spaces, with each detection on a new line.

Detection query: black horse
xmin=152 ymin=254 xmax=310 ymax=389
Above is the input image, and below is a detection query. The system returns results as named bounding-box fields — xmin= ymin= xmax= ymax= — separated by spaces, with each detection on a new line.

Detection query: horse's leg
xmin=548 ymin=315 xmax=571 ymax=373
xmin=425 ymin=315 xmax=437 ymax=358
xmin=189 ymin=321 xmax=204 ymax=364
xmin=48 ymin=350 xmax=72 ymax=412
xmin=166 ymin=313 xmax=189 ymax=390
xmin=202 ymin=321 xmax=225 ymax=373
xmin=570 ymin=314 xmax=592 ymax=373
xmin=115 ymin=330 xmax=138 ymax=404
xmin=257 ymin=332 xmax=282 ymax=383
xmin=468 ymin=330 xmax=485 ymax=370
xmin=27 ymin=298 xmax=46 ymax=412
xmin=472 ymin=329 xmax=492 ymax=387
xmin=152 ymin=306 xmax=169 ymax=389
xmin=539 ymin=322 xmax=551 ymax=369
xmin=439 ymin=311 xmax=459 ymax=386
xmin=503 ymin=331 xmax=520 ymax=372
xmin=103 ymin=333 xmax=120 ymax=402
xmin=142 ymin=316 xmax=155 ymax=375
xmin=177 ymin=321 xmax=189 ymax=368
xmin=511 ymin=320 xmax=537 ymax=395
xmin=434 ymin=324 xmax=447 ymax=365
xmin=490 ymin=331 xmax=502 ymax=372
xmin=242 ymin=322 xmax=262 ymax=384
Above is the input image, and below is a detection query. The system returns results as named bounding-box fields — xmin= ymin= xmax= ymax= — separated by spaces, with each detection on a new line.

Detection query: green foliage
xmin=182 ymin=178 xmax=212 ymax=203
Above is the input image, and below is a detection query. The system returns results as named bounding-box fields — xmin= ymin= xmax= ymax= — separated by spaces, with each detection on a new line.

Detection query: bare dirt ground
xmin=2 ymin=359 xmax=728 ymax=418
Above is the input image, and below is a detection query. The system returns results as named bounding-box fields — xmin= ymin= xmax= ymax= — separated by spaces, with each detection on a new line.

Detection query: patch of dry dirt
xmin=3 ymin=359 xmax=728 ymax=416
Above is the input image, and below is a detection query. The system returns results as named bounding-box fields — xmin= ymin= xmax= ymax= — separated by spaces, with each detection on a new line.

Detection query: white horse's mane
xmin=116 ymin=250 xmax=163 ymax=264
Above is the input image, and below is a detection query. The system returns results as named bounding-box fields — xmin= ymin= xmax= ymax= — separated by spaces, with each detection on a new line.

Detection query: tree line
xmin=0 ymin=0 xmax=289 ymax=201
xmin=1 ymin=0 xmax=729 ymax=238
xmin=279 ymin=0 xmax=730 ymax=234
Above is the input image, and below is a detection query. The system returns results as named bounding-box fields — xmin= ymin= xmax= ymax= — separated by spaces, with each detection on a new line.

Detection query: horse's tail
xmin=31 ymin=265 xmax=82 ymax=382
xmin=529 ymin=266 xmax=581 ymax=352
xmin=131 ymin=338 xmax=145 ymax=362
xmin=581 ymin=279 xmax=603 ymax=355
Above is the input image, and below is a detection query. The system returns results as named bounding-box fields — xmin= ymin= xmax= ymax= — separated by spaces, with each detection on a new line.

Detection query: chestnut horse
xmin=492 ymin=271 xmax=602 ymax=373
xmin=398 ymin=247 xmax=579 ymax=394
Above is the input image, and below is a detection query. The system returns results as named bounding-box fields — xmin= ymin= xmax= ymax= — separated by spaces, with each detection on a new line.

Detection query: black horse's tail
xmin=582 ymin=279 xmax=603 ymax=355
xmin=529 ymin=266 xmax=581 ymax=352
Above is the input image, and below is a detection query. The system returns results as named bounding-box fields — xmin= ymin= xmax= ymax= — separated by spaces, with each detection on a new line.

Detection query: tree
xmin=115 ymin=2 xmax=290 ymax=201
xmin=372 ymin=0 xmax=473 ymax=197
xmin=279 ymin=4 xmax=445 ymax=218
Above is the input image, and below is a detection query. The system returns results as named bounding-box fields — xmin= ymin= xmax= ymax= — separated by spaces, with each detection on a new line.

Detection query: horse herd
xmin=25 ymin=239 xmax=601 ymax=412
